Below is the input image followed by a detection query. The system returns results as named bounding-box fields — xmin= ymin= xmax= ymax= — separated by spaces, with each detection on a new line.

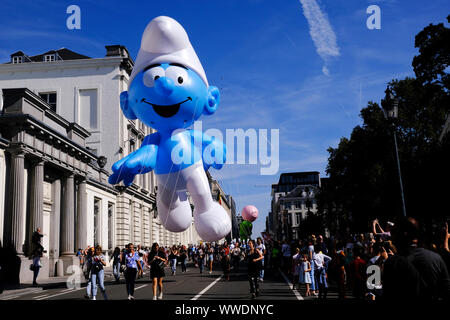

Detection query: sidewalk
xmin=0 ymin=266 xmax=115 ymax=299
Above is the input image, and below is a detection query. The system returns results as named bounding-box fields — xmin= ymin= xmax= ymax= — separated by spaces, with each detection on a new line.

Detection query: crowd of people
xmin=24 ymin=216 xmax=449 ymax=301
xmin=75 ymin=238 xmax=268 ymax=300
xmin=264 ymin=217 xmax=450 ymax=300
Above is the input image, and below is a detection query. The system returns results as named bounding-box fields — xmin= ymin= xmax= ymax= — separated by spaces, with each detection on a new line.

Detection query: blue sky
xmin=1 ymin=0 xmax=449 ymax=238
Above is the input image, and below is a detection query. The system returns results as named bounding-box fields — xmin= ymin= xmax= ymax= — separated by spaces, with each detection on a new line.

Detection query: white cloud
xmin=299 ymin=0 xmax=340 ymax=75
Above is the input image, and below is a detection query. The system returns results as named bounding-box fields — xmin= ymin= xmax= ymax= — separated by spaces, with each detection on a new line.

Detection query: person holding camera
xmin=90 ymin=245 xmax=108 ymax=300
xmin=148 ymin=242 xmax=167 ymax=300
xmin=122 ymin=243 xmax=141 ymax=300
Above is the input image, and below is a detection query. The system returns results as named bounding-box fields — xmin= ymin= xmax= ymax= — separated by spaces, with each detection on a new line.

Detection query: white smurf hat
xmin=129 ymin=16 xmax=208 ymax=86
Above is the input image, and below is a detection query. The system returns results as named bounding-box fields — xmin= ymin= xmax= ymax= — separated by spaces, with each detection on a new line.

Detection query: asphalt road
xmin=0 ymin=261 xmax=352 ymax=301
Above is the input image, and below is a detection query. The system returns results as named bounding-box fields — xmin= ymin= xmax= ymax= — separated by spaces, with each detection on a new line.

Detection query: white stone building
xmin=268 ymin=172 xmax=321 ymax=241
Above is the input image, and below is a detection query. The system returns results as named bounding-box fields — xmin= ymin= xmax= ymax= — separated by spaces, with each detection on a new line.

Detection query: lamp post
xmin=382 ymin=88 xmax=407 ymax=217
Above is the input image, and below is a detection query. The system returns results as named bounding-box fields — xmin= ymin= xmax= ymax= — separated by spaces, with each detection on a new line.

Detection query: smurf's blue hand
xmin=108 ymin=144 xmax=158 ymax=187
xmin=201 ymin=132 xmax=226 ymax=171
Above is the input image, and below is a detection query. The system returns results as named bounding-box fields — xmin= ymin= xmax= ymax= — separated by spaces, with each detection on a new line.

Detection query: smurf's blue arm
xmin=189 ymin=130 xmax=226 ymax=171
xmin=108 ymin=132 xmax=160 ymax=186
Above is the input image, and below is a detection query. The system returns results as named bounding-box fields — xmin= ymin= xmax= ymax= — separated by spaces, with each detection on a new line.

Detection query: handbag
xmin=29 ymin=264 xmax=35 ymax=271
xmin=157 ymin=259 xmax=165 ymax=270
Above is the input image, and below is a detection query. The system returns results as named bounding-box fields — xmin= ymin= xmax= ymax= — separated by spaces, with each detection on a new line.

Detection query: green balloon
xmin=239 ymin=220 xmax=253 ymax=240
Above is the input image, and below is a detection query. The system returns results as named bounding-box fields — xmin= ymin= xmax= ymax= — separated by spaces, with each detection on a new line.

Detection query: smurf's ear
xmin=203 ymin=86 xmax=220 ymax=115
xmin=120 ymin=91 xmax=137 ymax=120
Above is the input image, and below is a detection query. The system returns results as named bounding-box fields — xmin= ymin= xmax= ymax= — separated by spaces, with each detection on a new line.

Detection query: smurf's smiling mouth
xmin=141 ymin=97 xmax=192 ymax=118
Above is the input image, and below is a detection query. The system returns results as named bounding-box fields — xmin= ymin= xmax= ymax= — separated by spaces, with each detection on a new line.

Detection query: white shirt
xmin=313 ymin=252 xmax=331 ymax=269
xmin=256 ymin=243 xmax=266 ymax=254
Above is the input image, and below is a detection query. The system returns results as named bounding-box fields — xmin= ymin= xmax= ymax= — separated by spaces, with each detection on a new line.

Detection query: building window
xmin=108 ymin=203 xmax=114 ymax=251
xmin=39 ymin=92 xmax=57 ymax=112
xmin=296 ymin=212 xmax=301 ymax=225
xmin=295 ymin=201 xmax=301 ymax=209
xmin=44 ymin=54 xmax=55 ymax=62
xmin=129 ymin=133 xmax=136 ymax=154
xmin=12 ymin=56 xmax=23 ymax=64
xmin=287 ymin=212 xmax=292 ymax=225
xmin=94 ymin=198 xmax=101 ymax=246
xmin=79 ymin=89 xmax=98 ymax=130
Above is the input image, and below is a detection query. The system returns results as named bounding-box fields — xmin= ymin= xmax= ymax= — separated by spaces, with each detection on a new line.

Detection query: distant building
xmin=268 ymin=172 xmax=321 ymax=241
xmin=206 ymin=172 xmax=233 ymax=242
xmin=225 ymin=195 xmax=239 ymax=242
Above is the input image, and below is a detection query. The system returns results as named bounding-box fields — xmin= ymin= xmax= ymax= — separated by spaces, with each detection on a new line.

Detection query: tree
xmin=319 ymin=17 xmax=450 ymax=233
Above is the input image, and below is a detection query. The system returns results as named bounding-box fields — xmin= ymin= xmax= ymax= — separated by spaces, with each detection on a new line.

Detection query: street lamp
xmin=382 ymin=88 xmax=407 ymax=217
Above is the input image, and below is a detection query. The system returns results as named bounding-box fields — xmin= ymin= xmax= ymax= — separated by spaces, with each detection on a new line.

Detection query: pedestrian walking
xmin=220 ymin=243 xmax=231 ymax=281
xmin=122 ymin=243 xmax=141 ymax=300
xmin=308 ymin=241 xmax=317 ymax=296
xmin=180 ymin=245 xmax=188 ymax=273
xmin=90 ymin=245 xmax=108 ymax=300
xmin=148 ymin=242 xmax=166 ymax=300
xmin=247 ymin=240 xmax=263 ymax=299
xmin=198 ymin=245 xmax=205 ymax=274
xmin=231 ymin=242 xmax=242 ymax=272
xmin=291 ymin=248 xmax=301 ymax=290
xmin=207 ymin=243 xmax=214 ymax=274
xmin=256 ymin=237 xmax=266 ymax=281
xmin=84 ymin=246 xmax=94 ymax=299
xmin=313 ymin=245 xmax=332 ymax=300
xmin=299 ymin=253 xmax=312 ymax=296
xmin=110 ymin=247 xmax=121 ymax=283
xmin=169 ymin=245 xmax=179 ymax=276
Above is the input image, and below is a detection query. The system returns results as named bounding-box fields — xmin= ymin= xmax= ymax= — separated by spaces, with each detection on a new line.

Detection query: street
xmin=0 ymin=262 xmax=352 ymax=301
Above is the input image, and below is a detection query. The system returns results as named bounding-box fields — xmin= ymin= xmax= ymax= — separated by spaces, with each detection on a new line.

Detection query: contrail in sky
xmin=299 ymin=0 xmax=340 ymax=75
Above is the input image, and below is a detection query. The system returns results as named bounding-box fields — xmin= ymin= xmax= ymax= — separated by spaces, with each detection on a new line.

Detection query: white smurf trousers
xmin=156 ymin=161 xmax=231 ymax=242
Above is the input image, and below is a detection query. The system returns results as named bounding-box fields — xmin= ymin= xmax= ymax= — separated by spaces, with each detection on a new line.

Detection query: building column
xmin=76 ymin=178 xmax=87 ymax=250
xmin=28 ymin=160 xmax=44 ymax=253
xmin=60 ymin=174 xmax=75 ymax=256
xmin=50 ymin=179 xmax=61 ymax=260
xmin=5 ymin=151 xmax=25 ymax=254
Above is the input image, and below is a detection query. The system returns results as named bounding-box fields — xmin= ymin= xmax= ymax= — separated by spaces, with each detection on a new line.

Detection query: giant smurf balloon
xmin=241 ymin=205 xmax=258 ymax=222
xmin=108 ymin=16 xmax=231 ymax=242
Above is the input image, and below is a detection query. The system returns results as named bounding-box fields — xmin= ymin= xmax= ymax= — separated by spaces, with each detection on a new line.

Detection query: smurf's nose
xmin=154 ymin=77 xmax=174 ymax=96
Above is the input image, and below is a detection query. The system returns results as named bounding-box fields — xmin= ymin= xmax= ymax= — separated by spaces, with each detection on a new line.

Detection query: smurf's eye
xmin=143 ymin=66 xmax=164 ymax=87
xmin=165 ymin=66 xmax=188 ymax=86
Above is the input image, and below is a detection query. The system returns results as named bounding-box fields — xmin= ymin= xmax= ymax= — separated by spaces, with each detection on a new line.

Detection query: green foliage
xmin=319 ymin=17 xmax=450 ymax=233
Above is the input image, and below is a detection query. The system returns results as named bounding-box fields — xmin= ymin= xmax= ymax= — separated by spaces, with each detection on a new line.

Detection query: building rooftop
xmin=7 ymin=48 xmax=90 ymax=64
xmin=5 ymin=45 xmax=133 ymax=65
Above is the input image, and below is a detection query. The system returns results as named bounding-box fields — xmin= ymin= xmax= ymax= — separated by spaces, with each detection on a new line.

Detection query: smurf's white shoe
xmin=194 ymin=202 xmax=231 ymax=242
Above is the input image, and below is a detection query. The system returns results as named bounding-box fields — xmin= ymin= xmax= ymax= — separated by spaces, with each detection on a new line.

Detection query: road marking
xmin=33 ymin=294 xmax=50 ymax=300
xmin=35 ymin=287 xmax=85 ymax=300
xmin=279 ymin=269 xmax=304 ymax=300
xmin=1 ymin=294 xmax=21 ymax=300
xmin=135 ymin=284 xmax=148 ymax=290
xmin=0 ymin=288 xmax=42 ymax=300
xmin=191 ymin=274 xmax=223 ymax=300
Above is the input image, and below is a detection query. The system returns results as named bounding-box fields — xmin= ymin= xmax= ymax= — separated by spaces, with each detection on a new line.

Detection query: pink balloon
xmin=241 ymin=205 xmax=258 ymax=222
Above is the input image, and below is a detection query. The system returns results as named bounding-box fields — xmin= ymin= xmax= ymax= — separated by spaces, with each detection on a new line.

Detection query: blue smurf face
xmin=127 ymin=63 xmax=211 ymax=132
